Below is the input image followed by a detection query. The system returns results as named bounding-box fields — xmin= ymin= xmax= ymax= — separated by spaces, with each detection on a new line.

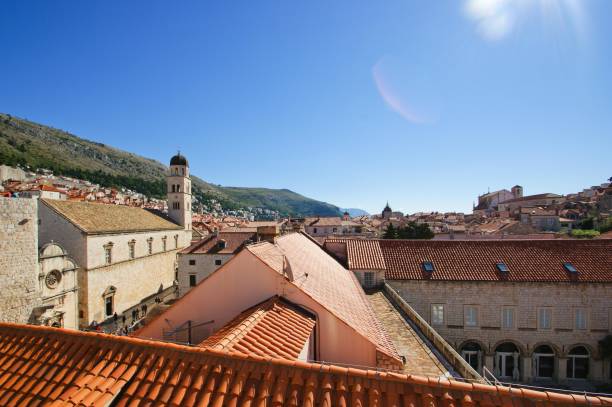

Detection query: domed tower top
xmin=382 ymin=202 xmax=392 ymax=219
xmin=170 ymin=152 xmax=189 ymax=167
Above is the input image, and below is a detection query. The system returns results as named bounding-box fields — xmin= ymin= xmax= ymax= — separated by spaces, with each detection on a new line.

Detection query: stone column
xmin=557 ymin=357 xmax=568 ymax=384
xmin=591 ymin=359 xmax=603 ymax=381
xmin=484 ymin=354 xmax=495 ymax=378
xmin=522 ymin=356 xmax=532 ymax=382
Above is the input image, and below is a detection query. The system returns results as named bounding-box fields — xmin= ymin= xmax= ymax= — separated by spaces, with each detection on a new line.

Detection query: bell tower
xmin=167 ymin=152 xmax=192 ymax=230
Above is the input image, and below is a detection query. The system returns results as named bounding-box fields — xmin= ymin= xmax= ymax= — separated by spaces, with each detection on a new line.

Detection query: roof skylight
xmin=563 ymin=262 xmax=577 ymax=273
xmin=422 ymin=261 xmax=434 ymax=272
xmin=496 ymin=262 xmax=509 ymax=272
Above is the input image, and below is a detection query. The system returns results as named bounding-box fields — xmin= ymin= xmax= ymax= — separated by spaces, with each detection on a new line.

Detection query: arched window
xmin=533 ymin=345 xmax=555 ymax=378
xmin=567 ymin=346 xmax=589 ymax=379
xmin=174 ymin=234 xmax=179 ymax=249
xmin=460 ymin=342 xmax=482 ymax=373
xmin=495 ymin=342 xmax=520 ymax=380
xmin=147 ymin=238 xmax=153 ymax=255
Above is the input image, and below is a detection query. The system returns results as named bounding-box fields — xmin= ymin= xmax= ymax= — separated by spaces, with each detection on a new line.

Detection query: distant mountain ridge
xmin=0 ymin=113 xmax=341 ymax=217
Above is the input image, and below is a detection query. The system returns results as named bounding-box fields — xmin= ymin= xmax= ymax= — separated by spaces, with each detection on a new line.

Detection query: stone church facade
xmin=37 ymin=153 xmax=193 ymax=328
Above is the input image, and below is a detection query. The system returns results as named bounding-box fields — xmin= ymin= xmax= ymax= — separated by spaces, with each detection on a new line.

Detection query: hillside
xmin=0 ymin=113 xmax=341 ymax=217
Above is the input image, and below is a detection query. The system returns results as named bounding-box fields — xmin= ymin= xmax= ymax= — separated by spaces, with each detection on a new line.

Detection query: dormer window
xmin=563 ymin=262 xmax=577 ymax=273
xmin=422 ymin=261 xmax=434 ymax=273
xmin=496 ymin=262 xmax=509 ymax=273
xmin=218 ymin=239 xmax=227 ymax=249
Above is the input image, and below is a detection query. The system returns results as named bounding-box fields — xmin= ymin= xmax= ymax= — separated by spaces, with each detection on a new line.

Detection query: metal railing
xmin=382 ymin=283 xmax=484 ymax=383
xmin=162 ymin=319 xmax=214 ymax=345
xmin=483 ymin=366 xmax=500 ymax=386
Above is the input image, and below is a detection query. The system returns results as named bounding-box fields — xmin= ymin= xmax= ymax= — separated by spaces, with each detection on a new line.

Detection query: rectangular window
xmin=105 ymin=296 xmax=113 ymax=317
xmin=575 ymin=308 xmax=587 ymax=330
xmin=364 ymin=271 xmax=374 ymax=288
xmin=502 ymin=307 xmax=515 ymax=329
xmin=431 ymin=304 xmax=444 ymax=325
xmin=189 ymin=259 xmax=196 ymax=266
xmin=189 ymin=274 xmax=196 ymax=287
xmin=538 ymin=307 xmax=552 ymax=330
xmin=174 ymin=235 xmax=179 ymax=249
xmin=215 ymin=259 xmax=222 ymax=266
xmin=104 ymin=246 xmax=112 ymax=264
xmin=465 ymin=306 xmax=479 ymax=327
xmin=162 ymin=237 xmax=167 ymax=251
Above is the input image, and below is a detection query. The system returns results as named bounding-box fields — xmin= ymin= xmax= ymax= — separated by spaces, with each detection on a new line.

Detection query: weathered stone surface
xmin=0 ymin=198 xmax=41 ymax=323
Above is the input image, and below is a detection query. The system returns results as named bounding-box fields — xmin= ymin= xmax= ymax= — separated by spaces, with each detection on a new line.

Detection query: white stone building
xmin=178 ymin=230 xmax=257 ymax=297
xmin=323 ymin=238 xmax=612 ymax=387
xmin=37 ymin=153 xmax=193 ymax=327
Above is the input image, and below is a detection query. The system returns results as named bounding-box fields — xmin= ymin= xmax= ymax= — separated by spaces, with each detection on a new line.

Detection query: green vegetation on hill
xmin=0 ymin=113 xmax=341 ymax=217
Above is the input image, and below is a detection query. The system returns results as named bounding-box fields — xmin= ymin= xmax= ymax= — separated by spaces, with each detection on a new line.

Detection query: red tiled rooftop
xmin=181 ymin=231 xmax=256 ymax=254
xmin=200 ymin=296 xmax=315 ymax=360
xmin=326 ymin=239 xmax=612 ymax=282
xmin=247 ymin=233 xmax=401 ymax=363
xmin=1 ymin=323 xmax=609 ymax=406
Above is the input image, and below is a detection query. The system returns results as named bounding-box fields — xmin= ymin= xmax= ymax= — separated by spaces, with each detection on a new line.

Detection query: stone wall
xmin=388 ymin=280 xmax=612 ymax=383
xmin=0 ymin=198 xmax=41 ymax=323
xmin=83 ymin=248 xmax=179 ymax=325
xmin=177 ymin=252 xmax=233 ymax=297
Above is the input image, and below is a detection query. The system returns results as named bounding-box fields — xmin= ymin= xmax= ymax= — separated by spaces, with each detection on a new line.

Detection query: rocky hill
xmin=0 ymin=113 xmax=341 ymax=217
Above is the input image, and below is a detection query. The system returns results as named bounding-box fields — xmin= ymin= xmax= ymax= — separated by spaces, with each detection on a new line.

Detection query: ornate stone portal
xmin=37 ymin=243 xmax=79 ymax=329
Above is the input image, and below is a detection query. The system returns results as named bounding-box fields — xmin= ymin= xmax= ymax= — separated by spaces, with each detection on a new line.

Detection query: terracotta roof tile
xmin=328 ymin=239 xmax=612 ymax=282
xmin=200 ymin=296 xmax=315 ymax=360
xmin=41 ymin=199 xmax=183 ymax=234
xmin=248 ymin=233 xmax=400 ymax=363
xmin=327 ymin=239 xmax=386 ymax=270
xmin=1 ymin=323 xmax=609 ymax=406
xmin=181 ymin=231 xmax=256 ymax=254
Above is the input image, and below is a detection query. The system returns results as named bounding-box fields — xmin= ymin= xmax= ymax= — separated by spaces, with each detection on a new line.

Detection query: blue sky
xmin=1 ymin=1 xmax=610 ymax=214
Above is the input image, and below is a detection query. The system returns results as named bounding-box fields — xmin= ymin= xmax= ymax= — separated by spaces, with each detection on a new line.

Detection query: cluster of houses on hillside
xmin=0 ymin=164 xmax=163 ymax=209
xmin=471 ymin=183 xmax=612 ymax=235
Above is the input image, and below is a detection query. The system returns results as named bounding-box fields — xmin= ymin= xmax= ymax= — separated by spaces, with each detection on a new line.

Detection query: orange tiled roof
xmin=308 ymin=217 xmax=343 ymax=226
xmin=326 ymin=239 xmax=612 ymax=282
xmin=41 ymin=198 xmax=183 ymax=234
xmin=247 ymin=233 xmax=400 ymax=363
xmin=327 ymin=238 xmax=386 ymax=270
xmin=1 ymin=323 xmax=610 ymax=406
xmin=181 ymin=231 xmax=256 ymax=254
xmin=200 ymin=296 xmax=315 ymax=360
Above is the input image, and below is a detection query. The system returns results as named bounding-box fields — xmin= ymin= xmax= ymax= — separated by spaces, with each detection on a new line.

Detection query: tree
xmin=382 ymin=222 xmax=434 ymax=240
xmin=382 ymin=224 xmax=397 ymax=239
